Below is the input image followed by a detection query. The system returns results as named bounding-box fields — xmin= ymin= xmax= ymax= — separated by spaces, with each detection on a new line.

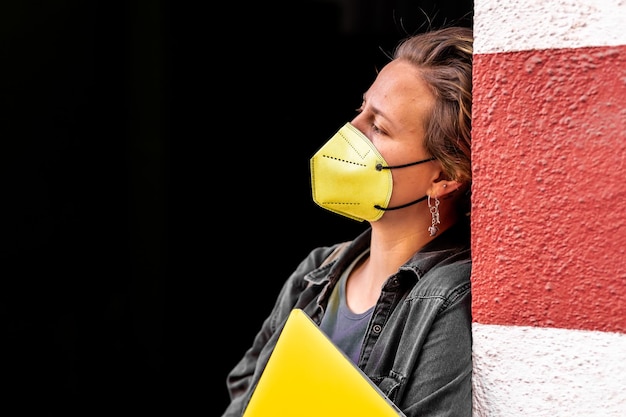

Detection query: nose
xmin=349 ymin=112 xmax=368 ymax=136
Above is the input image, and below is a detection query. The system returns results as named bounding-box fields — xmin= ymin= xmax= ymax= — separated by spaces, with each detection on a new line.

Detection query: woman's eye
xmin=371 ymin=124 xmax=382 ymax=134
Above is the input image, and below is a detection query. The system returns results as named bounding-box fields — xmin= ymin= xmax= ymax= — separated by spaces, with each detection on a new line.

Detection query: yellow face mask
xmin=310 ymin=123 xmax=435 ymax=222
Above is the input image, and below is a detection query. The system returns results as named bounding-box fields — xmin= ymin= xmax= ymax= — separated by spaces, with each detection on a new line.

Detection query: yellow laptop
xmin=242 ymin=308 xmax=402 ymax=417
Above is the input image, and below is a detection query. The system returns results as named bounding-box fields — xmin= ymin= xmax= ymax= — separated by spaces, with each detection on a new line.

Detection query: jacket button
xmin=372 ymin=324 xmax=382 ymax=334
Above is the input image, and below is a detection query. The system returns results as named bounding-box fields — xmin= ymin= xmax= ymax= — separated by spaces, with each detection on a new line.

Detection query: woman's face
xmin=351 ymin=59 xmax=442 ymax=214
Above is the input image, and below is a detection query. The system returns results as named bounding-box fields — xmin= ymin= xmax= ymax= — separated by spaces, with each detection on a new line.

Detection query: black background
xmin=2 ymin=0 xmax=471 ymax=414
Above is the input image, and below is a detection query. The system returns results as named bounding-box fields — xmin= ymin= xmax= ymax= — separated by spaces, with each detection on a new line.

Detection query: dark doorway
xmin=2 ymin=1 xmax=472 ymax=414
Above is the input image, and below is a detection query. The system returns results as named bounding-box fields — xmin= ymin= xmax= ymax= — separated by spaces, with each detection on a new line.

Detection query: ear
xmin=430 ymin=179 xmax=462 ymax=199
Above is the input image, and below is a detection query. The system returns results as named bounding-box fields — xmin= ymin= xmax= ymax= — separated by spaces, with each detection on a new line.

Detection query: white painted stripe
xmin=472 ymin=323 xmax=626 ymax=417
xmin=475 ymin=0 xmax=626 ymax=54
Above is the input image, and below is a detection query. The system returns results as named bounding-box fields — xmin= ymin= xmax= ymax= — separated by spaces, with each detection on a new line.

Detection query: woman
xmin=223 ymin=26 xmax=473 ymax=417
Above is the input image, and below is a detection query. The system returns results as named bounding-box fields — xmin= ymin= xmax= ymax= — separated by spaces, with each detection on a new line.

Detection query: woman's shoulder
xmin=405 ymin=246 xmax=471 ymax=298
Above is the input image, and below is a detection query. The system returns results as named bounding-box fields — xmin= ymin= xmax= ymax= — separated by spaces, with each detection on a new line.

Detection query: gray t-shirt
xmin=319 ymin=250 xmax=373 ymax=364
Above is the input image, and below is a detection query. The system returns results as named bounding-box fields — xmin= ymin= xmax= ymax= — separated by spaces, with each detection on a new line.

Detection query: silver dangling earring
xmin=428 ymin=195 xmax=440 ymax=237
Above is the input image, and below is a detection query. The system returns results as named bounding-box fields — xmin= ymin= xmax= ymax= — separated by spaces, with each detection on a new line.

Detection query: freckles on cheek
xmin=391 ymin=169 xmax=418 ymax=189
xmin=390 ymin=170 xmax=421 ymax=190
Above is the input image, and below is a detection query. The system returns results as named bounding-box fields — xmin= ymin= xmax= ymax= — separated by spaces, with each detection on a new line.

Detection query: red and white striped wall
xmin=471 ymin=0 xmax=626 ymax=415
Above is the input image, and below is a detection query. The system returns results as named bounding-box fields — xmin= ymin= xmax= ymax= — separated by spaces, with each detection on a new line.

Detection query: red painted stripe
xmin=471 ymin=45 xmax=626 ymax=334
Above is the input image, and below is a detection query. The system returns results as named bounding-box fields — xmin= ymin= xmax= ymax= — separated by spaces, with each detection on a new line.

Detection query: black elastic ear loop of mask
xmin=375 ymin=194 xmax=429 ymax=211
xmin=375 ymin=157 xmax=435 ymax=171
xmin=373 ymin=156 xmax=436 ymax=211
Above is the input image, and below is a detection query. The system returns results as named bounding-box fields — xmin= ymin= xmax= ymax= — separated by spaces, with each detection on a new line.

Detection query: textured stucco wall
xmin=472 ymin=0 xmax=626 ymax=415
xmin=472 ymin=47 xmax=626 ymax=332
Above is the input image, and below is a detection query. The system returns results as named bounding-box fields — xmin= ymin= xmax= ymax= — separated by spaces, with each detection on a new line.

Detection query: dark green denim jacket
xmin=223 ymin=222 xmax=472 ymax=417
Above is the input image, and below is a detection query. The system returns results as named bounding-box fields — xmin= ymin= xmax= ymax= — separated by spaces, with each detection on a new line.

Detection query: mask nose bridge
xmin=342 ymin=123 xmax=388 ymax=167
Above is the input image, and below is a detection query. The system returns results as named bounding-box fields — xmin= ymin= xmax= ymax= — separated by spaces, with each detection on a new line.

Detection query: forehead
xmin=367 ymin=60 xmax=434 ymax=124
